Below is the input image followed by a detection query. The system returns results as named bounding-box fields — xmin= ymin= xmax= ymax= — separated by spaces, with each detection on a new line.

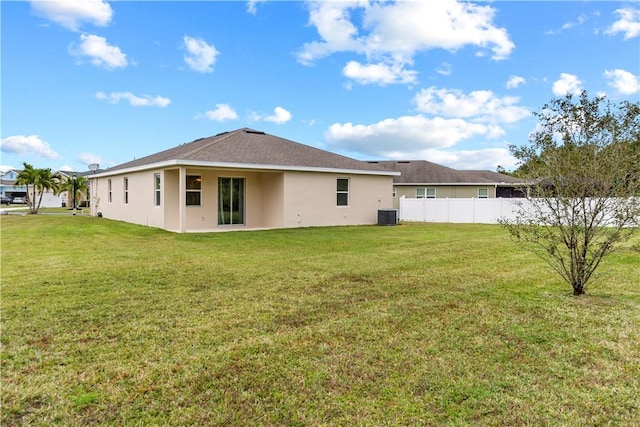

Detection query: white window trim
xmin=123 ymin=177 xmax=129 ymax=204
xmin=186 ymin=175 xmax=202 ymax=206
xmin=154 ymin=173 xmax=161 ymax=206
xmin=478 ymin=188 xmax=489 ymax=199
xmin=337 ymin=177 xmax=349 ymax=207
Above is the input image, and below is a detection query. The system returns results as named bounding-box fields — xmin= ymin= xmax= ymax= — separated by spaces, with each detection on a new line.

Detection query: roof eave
xmin=89 ymin=159 xmax=400 ymax=178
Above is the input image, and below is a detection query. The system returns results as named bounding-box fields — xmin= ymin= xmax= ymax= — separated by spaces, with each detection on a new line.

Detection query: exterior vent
xmin=377 ymin=209 xmax=398 ymax=226
xmin=215 ymin=131 xmax=229 ymax=136
xmin=245 ymin=130 xmax=266 ymax=135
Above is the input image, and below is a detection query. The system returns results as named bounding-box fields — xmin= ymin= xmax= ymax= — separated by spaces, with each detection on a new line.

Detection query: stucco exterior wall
xmin=282 ymin=172 xmax=393 ymax=228
xmin=392 ymin=185 xmax=496 ymax=209
xmin=92 ymin=167 xmax=393 ymax=232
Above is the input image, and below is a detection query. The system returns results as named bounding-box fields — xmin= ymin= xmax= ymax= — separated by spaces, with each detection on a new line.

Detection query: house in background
xmin=0 ymin=169 xmax=28 ymax=202
xmin=368 ymin=160 xmax=525 ymax=210
xmin=89 ymin=128 xmax=398 ymax=232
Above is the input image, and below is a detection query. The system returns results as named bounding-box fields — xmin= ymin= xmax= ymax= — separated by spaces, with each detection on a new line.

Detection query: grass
xmin=1 ymin=215 xmax=639 ymax=425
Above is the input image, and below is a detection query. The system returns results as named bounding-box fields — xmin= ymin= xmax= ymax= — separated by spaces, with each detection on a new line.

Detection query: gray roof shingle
xmin=102 ymin=128 xmax=393 ymax=174
xmin=368 ymin=160 xmax=524 ymax=184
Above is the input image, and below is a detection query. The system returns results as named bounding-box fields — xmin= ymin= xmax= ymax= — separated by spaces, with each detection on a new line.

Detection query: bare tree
xmin=501 ymin=92 xmax=640 ymax=295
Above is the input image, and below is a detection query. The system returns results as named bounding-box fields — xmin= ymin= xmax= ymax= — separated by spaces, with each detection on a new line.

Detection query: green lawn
xmin=2 ymin=216 xmax=639 ymax=425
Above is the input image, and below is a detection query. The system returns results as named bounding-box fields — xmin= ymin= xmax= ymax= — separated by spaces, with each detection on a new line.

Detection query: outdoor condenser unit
xmin=377 ymin=209 xmax=398 ymax=226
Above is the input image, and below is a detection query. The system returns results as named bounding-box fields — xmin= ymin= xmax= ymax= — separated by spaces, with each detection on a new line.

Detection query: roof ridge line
xmin=176 ymin=128 xmax=247 ymax=159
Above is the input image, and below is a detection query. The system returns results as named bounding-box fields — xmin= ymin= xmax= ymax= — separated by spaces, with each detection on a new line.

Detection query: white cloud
xmin=342 ymin=60 xmax=417 ymax=85
xmin=204 ymin=104 xmax=239 ymax=121
xmin=71 ymin=34 xmax=128 ymax=69
xmin=297 ymin=0 xmax=514 ymax=83
xmin=605 ymin=8 xmax=640 ymax=39
xmin=506 ymin=75 xmax=525 ymax=89
xmin=96 ymin=91 xmax=171 ymax=107
xmin=413 ymin=87 xmax=530 ymax=124
xmin=77 ymin=152 xmax=102 ymax=166
xmin=604 ymin=69 xmax=640 ymax=95
xmin=325 ymin=115 xmax=503 ymax=159
xmin=552 ymin=73 xmax=584 ymax=96
xmin=0 ymin=135 xmax=59 ymax=159
xmin=183 ymin=36 xmax=219 ymax=73
xmin=30 ymin=0 xmax=113 ymax=32
xmin=247 ymin=0 xmax=266 ymax=15
xmin=264 ymin=107 xmax=292 ymax=124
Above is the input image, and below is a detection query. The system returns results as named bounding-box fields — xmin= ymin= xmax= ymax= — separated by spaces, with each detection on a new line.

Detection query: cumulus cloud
xmin=552 ymin=73 xmax=584 ymax=96
xmin=204 ymin=104 xmax=239 ymax=121
xmin=183 ymin=36 xmax=219 ymax=73
xmin=343 ymin=60 xmax=417 ymax=85
xmin=70 ymin=34 xmax=128 ymax=69
xmin=252 ymin=107 xmax=292 ymax=124
xmin=604 ymin=69 xmax=640 ymax=95
xmin=96 ymin=91 xmax=171 ymax=107
xmin=605 ymin=7 xmax=640 ymax=39
xmin=0 ymin=135 xmax=59 ymax=159
xmin=325 ymin=115 xmax=505 ymax=159
xmin=413 ymin=87 xmax=530 ymax=124
xmin=297 ymin=0 xmax=514 ymax=85
xmin=30 ymin=0 xmax=113 ymax=32
xmin=506 ymin=75 xmax=525 ymax=89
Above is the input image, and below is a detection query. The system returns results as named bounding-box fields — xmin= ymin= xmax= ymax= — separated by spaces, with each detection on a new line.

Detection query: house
xmin=367 ymin=160 xmax=525 ymax=210
xmin=88 ymin=128 xmax=398 ymax=232
xmin=0 ymin=169 xmax=28 ymax=202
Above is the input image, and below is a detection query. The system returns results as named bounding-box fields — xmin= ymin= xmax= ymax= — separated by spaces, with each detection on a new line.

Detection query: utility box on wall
xmin=377 ymin=209 xmax=398 ymax=226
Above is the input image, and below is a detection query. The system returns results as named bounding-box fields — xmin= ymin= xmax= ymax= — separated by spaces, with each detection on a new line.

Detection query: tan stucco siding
xmin=282 ymin=172 xmax=393 ymax=228
xmin=92 ymin=167 xmax=392 ymax=232
xmin=92 ymin=170 xmax=165 ymax=229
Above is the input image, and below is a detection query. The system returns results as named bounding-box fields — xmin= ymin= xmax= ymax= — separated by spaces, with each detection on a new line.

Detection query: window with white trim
xmin=478 ymin=188 xmax=488 ymax=198
xmin=417 ymin=188 xmax=436 ymax=199
xmin=186 ymin=175 xmax=201 ymax=206
xmin=154 ymin=173 xmax=161 ymax=206
xmin=337 ymin=178 xmax=349 ymax=206
xmin=108 ymin=179 xmax=112 ymax=203
xmin=124 ymin=177 xmax=129 ymax=204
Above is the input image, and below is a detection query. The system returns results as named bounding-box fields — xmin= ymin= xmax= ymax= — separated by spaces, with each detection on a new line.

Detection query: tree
xmin=500 ymin=92 xmax=640 ymax=295
xmin=57 ymin=174 xmax=89 ymax=210
xmin=15 ymin=163 xmax=62 ymax=214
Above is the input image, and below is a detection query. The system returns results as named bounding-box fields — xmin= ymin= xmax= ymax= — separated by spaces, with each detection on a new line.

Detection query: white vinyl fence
xmin=399 ymin=197 xmax=526 ymax=224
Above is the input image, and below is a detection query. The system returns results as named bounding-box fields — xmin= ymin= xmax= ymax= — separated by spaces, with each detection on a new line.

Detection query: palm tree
xmin=57 ymin=174 xmax=89 ymax=210
xmin=15 ymin=163 xmax=62 ymax=214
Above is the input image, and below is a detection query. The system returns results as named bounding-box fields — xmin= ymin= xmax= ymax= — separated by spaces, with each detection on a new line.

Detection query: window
xmin=392 ymin=187 xmax=397 ymax=198
xmin=124 ymin=177 xmax=129 ymax=204
xmin=154 ymin=173 xmax=161 ymax=206
xmin=186 ymin=175 xmax=201 ymax=206
xmin=108 ymin=179 xmax=112 ymax=203
xmin=478 ymin=188 xmax=488 ymax=199
xmin=417 ymin=188 xmax=436 ymax=199
xmin=337 ymin=178 xmax=349 ymax=206
xmin=218 ymin=177 xmax=245 ymax=225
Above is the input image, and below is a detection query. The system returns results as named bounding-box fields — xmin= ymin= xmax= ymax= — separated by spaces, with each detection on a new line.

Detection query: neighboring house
xmin=88 ymin=128 xmax=398 ymax=232
xmin=0 ymin=169 xmax=28 ymax=202
xmin=367 ymin=160 xmax=526 ymax=210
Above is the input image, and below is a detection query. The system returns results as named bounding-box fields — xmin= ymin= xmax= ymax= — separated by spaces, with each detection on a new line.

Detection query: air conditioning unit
xmin=377 ymin=209 xmax=398 ymax=226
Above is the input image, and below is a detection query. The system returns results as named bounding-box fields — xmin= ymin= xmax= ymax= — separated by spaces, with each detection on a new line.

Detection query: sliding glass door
xmin=218 ymin=177 xmax=245 ymax=225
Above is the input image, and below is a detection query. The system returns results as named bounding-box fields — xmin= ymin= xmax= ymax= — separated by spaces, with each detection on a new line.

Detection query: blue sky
xmin=1 ymin=0 xmax=639 ymax=173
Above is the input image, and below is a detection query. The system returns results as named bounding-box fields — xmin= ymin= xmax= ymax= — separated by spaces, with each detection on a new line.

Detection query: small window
xmin=108 ymin=179 xmax=112 ymax=203
xmin=186 ymin=175 xmax=201 ymax=206
xmin=124 ymin=177 xmax=129 ymax=204
xmin=478 ymin=188 xmax=488 ymax=199
xmin=417 ymin=188 xmax=436 ymax=199
xmin=392 ymin=187 xmax=397 ymax=198
xmin=154 ymin=173 xmax=161 ymax=206
xmin=337 ymin=178 xmax=349 ymax=206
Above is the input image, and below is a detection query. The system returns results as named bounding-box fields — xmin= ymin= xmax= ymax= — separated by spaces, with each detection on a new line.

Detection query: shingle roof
xmin=101 ymin=128 xmax=394 ymax=175
xmin=368 ymin=160 xmax=524 ymax=184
